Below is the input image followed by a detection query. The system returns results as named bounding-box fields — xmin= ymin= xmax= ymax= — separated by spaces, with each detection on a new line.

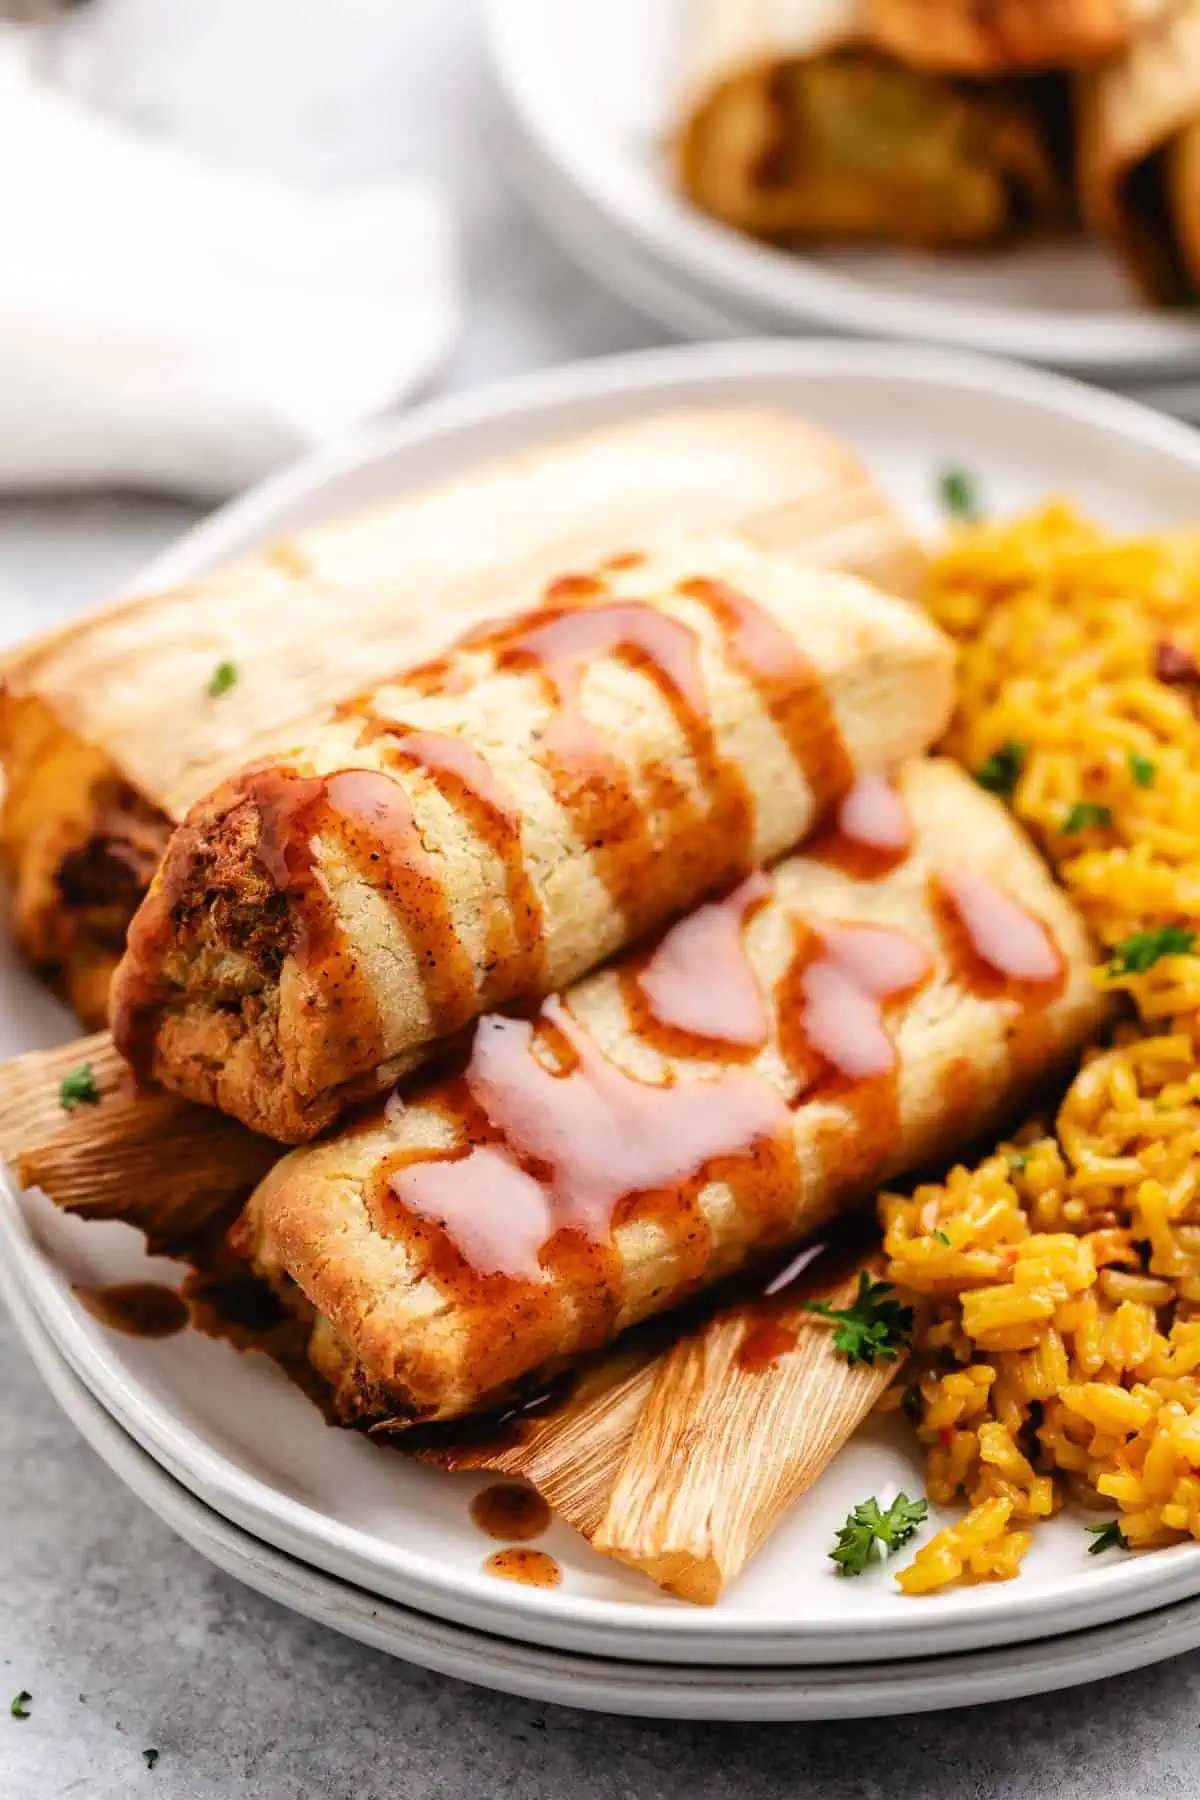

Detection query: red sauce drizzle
xmin=120 ymin=571 xmax=852 ymax=1091
xmin=932 ymin=869 xmax=1065 ymax=1007
xmin=379 ymin=729 xmax=545 ymax=999
xmin=477 ymin=599 xmax=758 ymax=934
xmin=543 ymin=573 xmax=608 ymax=603
xmin=734 ymin=1232 xmax=882 ymax=1373
xmin=623 ymin=870 xmax=772 ymax=1058
xmin=677 ymin=576 xmax=854 ymax=813
xmin=736 ymin=1317 xmax=799 ymax=1371
xmin=776 ymin=920 xmax=932 ymax=1189
xmin=369 ymin=996 xmax=796 ymax=1402
xmin=811 ymin=773 xmax=914 ymax=880
xmin=245 ymin=765 xmax=480 ymax=1074
xmin=483 ymin=1548 xmax=561 ymax=1587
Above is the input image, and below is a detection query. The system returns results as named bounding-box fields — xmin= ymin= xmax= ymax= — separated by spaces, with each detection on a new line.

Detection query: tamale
xmin=1078 ymin=0 xmax=1200 ymax=301
xmin=677 ymin=0 xmax=1072 ymax=249
xmin=0 ymin=404 xmax=924 ymax=1027
xmin=111 ymin=541 xmax=954 ymax=1142
xmin=235 ymin=759 xmax=1107 ymax=1425
xmin=430 ymin=1248 xmax=896 ymax=1603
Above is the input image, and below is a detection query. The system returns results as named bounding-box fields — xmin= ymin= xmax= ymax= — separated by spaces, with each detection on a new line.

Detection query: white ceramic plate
xmin=495 ymin=86 xmax=1200 ymax=426
xmin=485 ymin=0 xmax=1200 ymax=378
xmin=13 ymin=1258 xmax=1200 ymax=1722
xmin=8 ymin=341 xmax=1200 ymax=1670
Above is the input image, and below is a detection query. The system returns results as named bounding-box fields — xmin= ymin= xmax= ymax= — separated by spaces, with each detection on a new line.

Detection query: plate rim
xmin=14 ymin=1263 xmax=1200 ymax=1721
xmin=132 ymin=337 xmax=1200 ymax=603
xmin=15 ymin=337 xmax=1200 ymax=1668
xmin=484 ymin=0 xmax=1200 ymax=376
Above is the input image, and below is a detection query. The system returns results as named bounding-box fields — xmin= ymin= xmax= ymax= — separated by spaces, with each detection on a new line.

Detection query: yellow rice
xmin=881 ymin=505 xmax=1200 ymax=1593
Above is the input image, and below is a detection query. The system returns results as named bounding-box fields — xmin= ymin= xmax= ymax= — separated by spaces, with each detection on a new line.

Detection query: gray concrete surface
xmin=4 ymin=4 xmax=1200 ymax=1794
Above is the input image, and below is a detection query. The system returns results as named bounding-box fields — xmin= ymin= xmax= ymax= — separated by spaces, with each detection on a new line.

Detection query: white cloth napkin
xmin=0 ymin=33 xmax=457 ymax=499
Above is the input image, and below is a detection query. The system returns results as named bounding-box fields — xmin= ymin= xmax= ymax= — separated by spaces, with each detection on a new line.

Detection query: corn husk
xmin=1078 ymin=0 xmax=1200 ymax=299
xmin=2 ymin=406 xmax=924 ymax=828
xmin=1 ymin=404 xmax=924 ymax=1027
xmin=417 ymin=1351 xmax=660 ymax=1540
xmin=591 ymin=1259 xmax=896 ymax=1603
xmin=419 ymin=1251 xmax=896 ymax=1602
xmin=0 ymin=1035 xmax=272 ymax=1254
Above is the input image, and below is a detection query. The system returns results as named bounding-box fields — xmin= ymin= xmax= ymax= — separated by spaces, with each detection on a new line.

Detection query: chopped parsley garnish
xmin=1062 ymin=801 xmax=1113 ymax=834
xmin=830 ymin=1494 xmax=929 ymax=1576
xmin=932 ymin=1229 xmax=951 ymax=1246
xmin=974 ymin=740 xmax=1026 ymax=798
xmin=206 ymin=660 xmax=238 ymax=698
xmin=1008 ymin=1151 xmax=1029 ymax=1173
xmin=1085 ymin=1519 xmax=1128 ymax=1556
xmin=143 ymin=1749 xmax=159 ymax=1770
xmin=939 ymin=467 xmax=981 ymax=522
xmin=10 ymin=1691 xmax=31 ymax=1720
xmin=1128 ymin=752 xmax=1157 ymax=788
xmin=1107 ymin=925 xmax=1197 ymax=977
xmin=803 ymin=1270 xmax=913 ymax=1367
xmin=59 ymin=1062 xmax=100 ymax=1112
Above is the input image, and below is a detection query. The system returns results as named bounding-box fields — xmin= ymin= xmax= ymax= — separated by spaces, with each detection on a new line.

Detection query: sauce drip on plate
xmin=74 ymin=1281 xmax=188 ymax=1339
xmin=470 ymin=1482 xmax=551 ymax=1542
xmin=483 ymin=1548 xmax=561 ymax=1588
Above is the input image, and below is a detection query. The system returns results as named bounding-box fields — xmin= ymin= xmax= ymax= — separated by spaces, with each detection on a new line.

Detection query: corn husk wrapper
xmin=2 ymin=405 xmax=923 ymax=828
xmin=422 ymin=1253 xmax=895 ymax=1602
xmin=0 ymin=1035 xmax=271 ymax=1254
xmin=591 ymin=1262 xmax=896 ymax=1603
xmin=418 ymin=1351 xmax=661 ymax=1540
xmin=1078 ymin=0 xmax=1200 ymax=299
xmin=1 ymin=404 xmax=923 ymax=1027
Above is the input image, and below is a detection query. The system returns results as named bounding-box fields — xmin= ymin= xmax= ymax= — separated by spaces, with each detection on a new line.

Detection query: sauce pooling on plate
xmin=482 ymin=1548 xmax=561 ymax=1588
xmin=74 ymin=1281 xmax=188 ymax=1339
xmin=469 ymin=1482 xmax=551 ymax=1543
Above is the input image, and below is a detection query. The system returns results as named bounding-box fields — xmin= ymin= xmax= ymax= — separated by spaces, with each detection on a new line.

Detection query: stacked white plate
xmin=485 ymin=0 xmax=1200 ymax=421
xmin=8 ymin=341 xmax=1200 ymax=1719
